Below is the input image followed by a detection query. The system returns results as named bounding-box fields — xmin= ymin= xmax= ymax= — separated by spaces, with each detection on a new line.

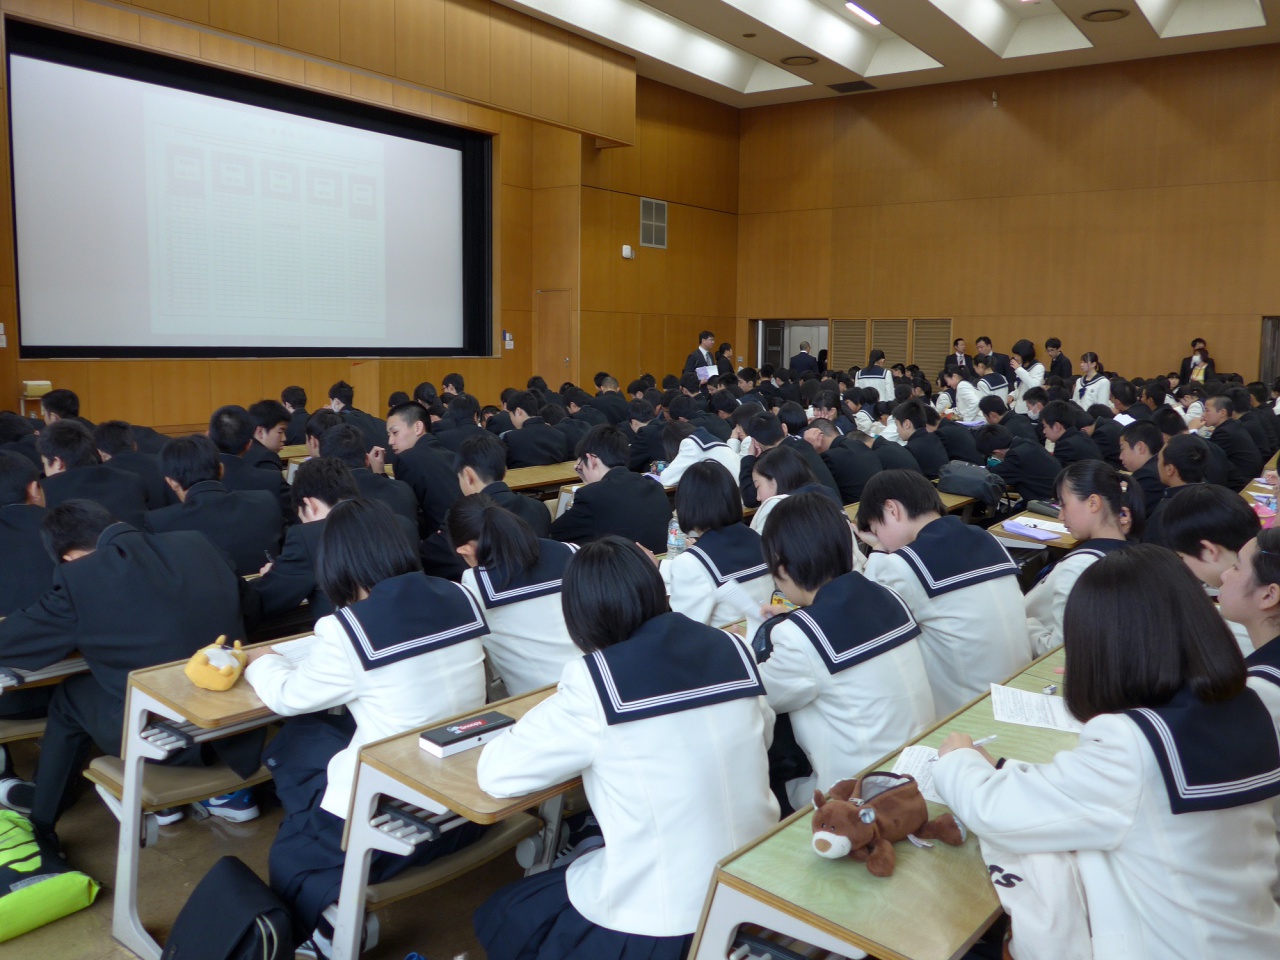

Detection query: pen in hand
xmin=930 ymin=734 xmax=998 ymax=761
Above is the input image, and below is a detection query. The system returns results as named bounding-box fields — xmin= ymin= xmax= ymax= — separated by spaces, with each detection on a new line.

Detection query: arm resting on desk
xmin=0 ymin=582 xmax=79 ymax=670
xmin=245 ymin=618 xmax=354 ymax=716
xmin=477 ymin=660 xmax=600 ymax=798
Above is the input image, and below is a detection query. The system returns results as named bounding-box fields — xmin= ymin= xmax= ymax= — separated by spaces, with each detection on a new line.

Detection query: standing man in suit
xmin=208 ymin=406 xmax=293 ymax=524
xmin=1044 ymin=338 xmax=1073 ymax=381
xmin=974 ymin=337 xmax=1012 ymax=381
xmin=504 ymin=392 xmax=571 ymax=468
xmin=550 ymin=425 xmax=670 ymax=552
xmin=39 ymin=421 xmax=149 ymax=528
xmin=281 ymin=386 xmax=309 ymax=446
xmin=455 ymin=433 xmax=552 ymax=536
xmin=789 ymin=341 xmax=820 ymax=378
xmin=682 ymin=330 xmax=717 ymax=377
xmin=943 ymin=338 xmax=968 ymax=376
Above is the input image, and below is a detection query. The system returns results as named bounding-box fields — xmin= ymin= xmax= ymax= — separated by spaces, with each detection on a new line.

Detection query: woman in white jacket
xmin=1008 ymin=339 xmax=1046 ymax=414
xmin=935 ymin=546 xmax=1280 ymax=960
xmin=1074 ymin=352 xmax=1110 ymax=409
xmin=474 ymin=536 xmax=779 ymax=960
xmin=245 ymin=499 xmax=489 ymax=951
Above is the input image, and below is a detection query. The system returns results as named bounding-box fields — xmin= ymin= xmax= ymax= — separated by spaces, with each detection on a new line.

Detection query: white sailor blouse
xmin=1024 ymin=539 xmax=1129 ymax=657
xmin=658 ymin=427 xmax=741 ymax=486
xmin=661 ymin=522 xmax=775 ymax=638
xmin=1075 ymin=374 xmax=1111 ymax=409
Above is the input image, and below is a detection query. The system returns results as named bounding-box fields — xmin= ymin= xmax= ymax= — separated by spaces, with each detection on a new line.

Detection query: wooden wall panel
xmin=278 ymin=0 xmax=338 ymax=60
xmin=339 ymin=0 xmax=394 ymax=75
xmin=738 ymin=210 xmax=832 ymax=319
xmin=489 ymin=3 xmax=531 ymax=117
xmin=444 ymin=0 xmax=490 ymax=104
xmin=528 ymin=19 xmax=568 ymax=126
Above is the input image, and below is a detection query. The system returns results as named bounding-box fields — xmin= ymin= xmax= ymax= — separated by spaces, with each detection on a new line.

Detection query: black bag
xmin=937 ymin=459 xmax=1008 ymax=511
xmin=161 ymin=856 xmax=291 ymax=960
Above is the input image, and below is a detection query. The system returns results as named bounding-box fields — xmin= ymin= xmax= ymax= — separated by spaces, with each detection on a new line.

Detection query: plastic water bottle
xmin=667 ymin=515 xmax=686 ymax=556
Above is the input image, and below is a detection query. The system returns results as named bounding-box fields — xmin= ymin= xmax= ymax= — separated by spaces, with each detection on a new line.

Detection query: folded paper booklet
xmin=1001 ymin=521 xmax=1059 ymax=542
xmin=419 ymin=711 xmax=516 ymax=758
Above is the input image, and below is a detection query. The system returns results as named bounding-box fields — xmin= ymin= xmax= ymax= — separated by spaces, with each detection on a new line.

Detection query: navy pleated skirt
xmin=474 ymin=867 xmax=693 ymax=960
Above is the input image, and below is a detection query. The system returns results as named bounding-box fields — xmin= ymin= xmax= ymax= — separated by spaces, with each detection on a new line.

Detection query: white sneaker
xmin=0 ymin=777 xmax=35 ymax=815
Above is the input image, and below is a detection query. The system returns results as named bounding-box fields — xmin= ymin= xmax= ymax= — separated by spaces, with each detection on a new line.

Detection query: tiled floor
xmin=0 ymin=741 xmax=523 ymax=960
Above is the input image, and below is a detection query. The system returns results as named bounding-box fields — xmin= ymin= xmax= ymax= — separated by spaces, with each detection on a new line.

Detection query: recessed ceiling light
xmin=781 ymin=55 xmax=819 ymax=66
xmin=844 ymin=2 xmax=881 ymax=27
xmin=1082 ymin=8 xmax=1130 ymax=21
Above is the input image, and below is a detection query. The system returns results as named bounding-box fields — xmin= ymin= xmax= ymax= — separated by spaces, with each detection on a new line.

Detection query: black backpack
xmin=937 ymin=459 xmax=1009 ymax=512
xmin=161 ymin=857 xmax=291 ymax=960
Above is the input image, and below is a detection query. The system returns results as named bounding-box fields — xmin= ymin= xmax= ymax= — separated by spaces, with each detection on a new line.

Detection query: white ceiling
xmin=493 ymin=0 xmax=1280 ymax=107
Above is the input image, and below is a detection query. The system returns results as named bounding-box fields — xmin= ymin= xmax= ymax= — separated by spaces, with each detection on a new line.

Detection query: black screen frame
xmin=6 ymin=19 xmax=493 ymax=360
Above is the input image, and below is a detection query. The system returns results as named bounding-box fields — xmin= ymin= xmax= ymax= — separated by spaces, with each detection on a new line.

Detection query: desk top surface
xmin=996 ymin=511 xmax=1079 ymax=550
xmin=506 ymin=462 xmax=580 ymax=491
xmin=717 ymin=648 xmax=1077 ymax=960
xmin=359 ymin=686 xmax=579 ymax=824
xmin=844 ymin=492 xmax=977 ymax=528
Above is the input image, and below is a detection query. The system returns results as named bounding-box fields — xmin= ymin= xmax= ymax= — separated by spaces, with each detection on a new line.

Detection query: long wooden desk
xmin=690 ymin=647 xmax=1078 ymax=960
xmin=506 ymin=461 xmax=580 ymax=493
xmin=993 ymin=510 xmax=1079 ymax=551
xmin=844 ymin=491 xmax=977 ymax=527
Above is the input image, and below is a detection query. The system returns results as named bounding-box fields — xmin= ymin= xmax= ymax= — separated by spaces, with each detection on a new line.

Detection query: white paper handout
xmin=891 ymin=745 xmax=944 ymax=804
xmin=990 ymin=684 xmax=1083 ymax=733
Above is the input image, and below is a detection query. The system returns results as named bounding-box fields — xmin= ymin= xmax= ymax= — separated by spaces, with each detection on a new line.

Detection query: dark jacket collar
xmin=1246 ymin=636 xmax=1280 ymax=687
xmin=184 ymin=479 xmax=230 ymax=501
xmin=684 ymin=523 xmax=768 ymax=585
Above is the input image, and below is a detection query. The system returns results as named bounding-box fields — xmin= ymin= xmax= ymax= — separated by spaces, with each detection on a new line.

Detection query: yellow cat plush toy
xmin=184 ymin=636 xmax=247 ymax=692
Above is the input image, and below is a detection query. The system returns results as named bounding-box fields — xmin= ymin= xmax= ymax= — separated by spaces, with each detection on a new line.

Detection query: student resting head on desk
xmin=934 ymin=546 xmax=1280 ymax=960
xmin=474 ymin=536 xmax=779 ymax=960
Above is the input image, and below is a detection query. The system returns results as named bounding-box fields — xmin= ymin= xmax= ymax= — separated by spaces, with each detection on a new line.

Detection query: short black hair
xmin=387 ymin=391 xmax=411 ymax=412
xmin=0 ymin=450 xmax=39 ymax=506
xmin=675 ymin=460 xmax=743 ymax=533
xmin=561 ymin=536 xmax=668 ymax=654
xmin=627 ymin=379 xmax=647 ymax=396
xmin=1111 ymin=380 xmax=1137 ymax=408
xmin=455 ymin=432 xmax=508 ymax=483
xmin=1039 ymin=400 xmax=1075 ymax=429
xmin=679 ymin=373 xmax=701 ymax=394
xmin=855 ymin=469 xmax=944 ymax=532
xmin=710 ymin=391 xmax=739 ymax=416
xmin=1226 ymin=386 xmax=1252 ymax=415
xmin=667 ymin=395 xmax=696 ymax=422
xmin=319 ymin=424 xmax=369 ymax=469
xmin=413 ymin=381 xmax=438 ymax=405
xmin=1161 ymin=483 xmax=1260 ymax=556
xmin=159 ymin=435 xmax=221 ymax=490
xmin=208 ymin=405 xmax=255 ymax=455
xmin=328 ymin=380 xmax=355 ymax=406
xmin=661 ymin=420 xmax=696 ymax=461
xmin=526 ymin=377 xmax=548 ymax=393
xmin=1022 ymin=386 xmax=1048 ymax=408
xmin=761 ymin=491 xmax=852 ymax=592
xmin=38 ymin=420 xmax=98 ymax=469
xmin=978 ymin=395 xmax=1008 ymax=417
xmin=1206 ymin=394 xmax=1233 ymax=416
xmin=388 ymin=401 xmax=429 ymax=428
xmin=575 ymin=424 xmax=629 ymax=469
xmin=41 ymin=389 xmax=80 ymax=419
xmin=626 ymin=399 xmax=655 ymax=424
xmin=1159 ymin=433 xmax=1208 ymax=483
xmin=42 ymin=499 xmax=115 ymax=561
xmin=318 ymin=498 xmax=422 ymax=608
xmin=506 ymin=391 xmax=541 ymax=418
xmin=777 ymin=401 xmax=807 ymax=437
xmin=698 ymin=329 xmax=714 ymax=341
xmin=248 ymin=399 xmax=290 ymax=432
xmin=449 ymin=393 xmax=481 ymax=424
xmin=93 ymin=420 xmax=136 ymax=457
xmin=443 ymin=372 xmax=465 ymax=393
xmin=737 ymin=367 xmax=758 ymax=385
xmin=974 ymin=424 xmax=1013 ymax=456
xmin=1044 ymin=337 xmax=1061 ymax=350
xmin=445 ymin=493 xmax=539 ymax=589
xmin=281 ymin=385 xmax=307 ymax=409
xmin=746 ymin=412 xmax=785 ymax=447
xmin=1247 ymin=382 xmax=1270 ymax=407
xmin=1063 ymin=545 xmax=1244 ymax=722
xmin=1141 ymin=382 xmax=1167 ymax=406
xmin=1010 ymin=339 xmax=1036 ymax=364
xmin=1087 ymin=404 xmax=1114 ymax=420
xmin=1120 ymin=421 xmax=1163 ymax=457
xmin=752 ymin=444 xmax=814 ymax=495
xmin=0 ymin=412 xmax=36 ymax=444
xmin=1152 ymin=406 xmax=1189 ymax=438
xmin=892 ymin=400 xmax=927 ymax=429
xmin=291 ymin=457 xmax=359 ymax=513
xmin=305 ymin=408 xmax=343 ymax=441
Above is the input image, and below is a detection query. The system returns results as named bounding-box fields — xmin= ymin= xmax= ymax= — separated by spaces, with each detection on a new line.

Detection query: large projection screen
xmin=7 ymin=22 xmax=492 ymax=358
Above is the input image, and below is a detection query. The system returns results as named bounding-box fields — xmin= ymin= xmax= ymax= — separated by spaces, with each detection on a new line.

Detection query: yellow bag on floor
xmin=0 ymin=810 xmax=99 ymax=942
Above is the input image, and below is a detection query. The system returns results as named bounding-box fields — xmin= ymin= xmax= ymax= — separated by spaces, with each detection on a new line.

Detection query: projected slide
xmin=7 ymin=31 xmax=487 ymax=357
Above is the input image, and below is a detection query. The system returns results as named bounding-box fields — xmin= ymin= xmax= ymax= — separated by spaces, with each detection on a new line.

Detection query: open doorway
xmin=1262 ymin=317 xmax=1280 ymax=384
xmin=753 ymin=319 xmax=829 ymax=370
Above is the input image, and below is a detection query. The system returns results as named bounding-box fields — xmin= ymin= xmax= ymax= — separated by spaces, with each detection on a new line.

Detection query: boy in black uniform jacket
xmin=1041 ymin=400 xmax=1103 ymax=468
xmin=980 ymin=396 xmax=1038 ymax=444
xmin=1203 ymin=395 xmax=1263 ymax=492
xmin=38 ymin=421 xmax=149 ymax=528
xmin=737 ymin=411 xmax=841 ymax=508
xmin=319 ymin=423 xmax=419 ymax=529
xmin=93 ymin=420 xmax=169 ymax=508
xmin=209 ymin=406 xmax=294 ymax=525
xmin=626 ymin=400 xmax=665 ymax=472
xmin=455 ymin=432 xmax=552 ymax=536
xmin=433 ymin=395 xmax=488 ymax=454
xmin=926 ymin=406 xmax=984 ymax=465
xmin=327 ymin=380 xmax=391 ymax=462
xmin=380 ymin=402 xmax=462 ymax=536
xmin=281 ymin=385 xmax=309 ymax=446
xmin=1082 ymin=405 xmax=1123 ymax=469
xmin=0 ymin=452 xmax=53 ymax=617
xmin=893 ymin=401 xmax=948 ymax=479
xmin=802 ymin=419 xmax=880 ymax=503
xmin=243 ymin=400 xmax=291 ymax=472
xmin=974 ymin=425 xmax=1061 ymax=503
xmin=1119 ymin=422 xmax=1166 ymax=518
xmin=504 ymin=391 xmax=571 ymax=468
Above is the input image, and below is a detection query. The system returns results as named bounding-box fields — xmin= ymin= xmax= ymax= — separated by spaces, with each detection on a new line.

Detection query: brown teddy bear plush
xmin=811 ymin=772 xmax=967 ymax=876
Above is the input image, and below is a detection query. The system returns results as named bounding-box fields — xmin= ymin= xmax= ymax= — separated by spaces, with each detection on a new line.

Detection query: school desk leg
xmin=689 ymin=882 xmax=868 ymax=960
xmin=524 ymin=792 xmax=566 ymax=876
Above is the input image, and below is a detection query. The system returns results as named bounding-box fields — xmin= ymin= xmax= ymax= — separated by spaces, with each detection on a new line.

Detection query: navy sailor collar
xmin=758 ymin=573 xmax=920 ymax=675
xmin=1246 ymin=635 xmax=1280 ymax=688
xmin=685 ymin=523 xmax=769 ymax=585
xmin=1033 ymin=538 xmax=1129 ymax=586
xmin=688 ymin=428 xmax=729 ymax=451
xmin=1126 ymin=685 xmax=1280 ymax=814
xmin=336 ymin=572 xmax=488 ymax=670
xmin=584 ymin=612 xmax=765 ymax=725
xmin=981 ymin=374 xmax=1008 ymax=390
xmin=894 ymin=516 xmax=1018 ymax=598
xmin=472 ymin=540 xmax=578 ymax=609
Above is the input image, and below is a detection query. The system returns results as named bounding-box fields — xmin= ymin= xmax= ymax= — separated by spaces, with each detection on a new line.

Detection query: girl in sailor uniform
xmin=749 ymin=444 xmax=816 ymax=534
xmin=973 ymin=355 xmax=1009 ymax=403
xmin=474 ymin=537 xmax=779 ymax=960
xmin=1176 ymin=384 xmax=1206 ymax=426
xmin=1008 ymin=339 xmax=1046 ymax=414
xmin=659 ymin=461 xmax=776 ymax=638
xmin=244 ymin=499 xmax=489 ymax=952
xmin=1074 ymin=352 xmax=1109 ymax=409
xmin=1024 ymin=461 xmax=1132 ymax=657
xmin=841 ymin=387 xmax=882 ymax=437
xmin=854 ymin=349 xmax=895 ymax=403
xmin=448 ymin=493 xmax=581 ymax=697
xmin=935 ymin=547 xmax=1280 ymax=960
xmin=754 ymin=492 xmax=935 ymax=813
xmin=655 ymin=421 xmax=740 ymax=486
xmin=855 ymin=470 xmax=1031 ymax=715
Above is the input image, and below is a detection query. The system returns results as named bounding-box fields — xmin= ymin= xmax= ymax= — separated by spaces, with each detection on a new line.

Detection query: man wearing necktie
xmin=682 ymin=330 xmax=717 ymax=376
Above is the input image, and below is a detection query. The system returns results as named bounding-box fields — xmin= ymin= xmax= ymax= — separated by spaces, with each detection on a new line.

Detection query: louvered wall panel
xmin=870 ymin=319 xmax=910 ymax=368
xmin=911 ymin=318 xmax=953 ymax=375
xmin=829 ymin=319 xmax=867 ymax=371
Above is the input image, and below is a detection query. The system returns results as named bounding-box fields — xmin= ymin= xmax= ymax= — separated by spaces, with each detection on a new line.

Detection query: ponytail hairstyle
xmin=445 ymin=493 xmax=540 ymax=590
xmin=1080 ymin=352 xmax=1101 ymax=375
xmin=1054 ymin=459 xmax=1145 ymax=539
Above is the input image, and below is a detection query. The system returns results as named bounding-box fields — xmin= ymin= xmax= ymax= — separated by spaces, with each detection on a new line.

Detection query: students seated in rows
xmin=1158 ymin=485 xmax=1257 ymax=654
xmin=942 ymin=366 xmax=981 ymax=422
xmin=503 ymin=390 xmax=571 ymax=468
xmin=1219 ymin=527 xmax=1280 ymax=694
xmin=1081 ymin=404 xmax=1122 ymax=468
xmin=1041 ymin=400 xmax=1103 ymax=468
xmin=281 ymin=385 xmax=309 ymax=445
xmin=974 ymin=424 xmax=1059 ymax=503
xmin=979 ymin=395 xmax=1037 ymax=444
xmin=246 ymin=499 xmax=487 ymax=955
xmin=1074 ymin=352 xmax=1109 ymax=408
xmin=1117 ymin=421 xmax=1164 ymax=516
xmin=0 ymin=500 xmax=258 ymax=844
xmin=737 ymin=411 xmax=839 ymax=509
xmin=147 ymin=435 xmax=283 ymax=577
xmin=456 ymin=432 xmax=552 ymax=536
xmin=1204 ymin=394 xmax=1263 ymax=492
xmin=802 ymin=418 xmax=880 ymax=503
xmin=656 ymin=419 xmax=739 ymax=486
xmin=937 ymin=546 xmax=1280 ymax=960
xmin=1008 ymin=339 xmax=1046 ymax=414
xmin=1025 ymin=462 xmax=1134 ymax=656
xmin=475 ymin=537 xmax=779 ymax=960
xmin=39 ymin=388 xmax=92 ymax=430
xmin=922 ymin=404 xmax=981 ymax=466
xmin=39 ymin=420 xmax=149 ymax=527
xmin=94 ymin=420 xmax=168 ymax=508
xmin=750 ymin=444 xmax=821 ymax=535
xmin=854 ymin=349 xmax=894 ymax=402
xmin=448 ymin=495 xmax=577 ymax=697
xmin=327 ymin=379 xmax=389 ymax=459
xmin=434 ymin=394 xmax=488 ymax=455
xmin=243 ymin=400 xmax=290 ymax=472
xmin=0 ymin=451 xmax=53 ymax=617
xmin=1229 ymin=385 xmax=1277 ymax=463
xmin=550 ymin=425 xmax=669 ymax=553
xmin=755 ymin=493 xmax=934 ymax=813
xmin=1245 ymin=382 xmax=1280 ymax=460
xmin=856 ymin=470 xmax=1030 ymax=714
xmin=319 ymin=423 xmax=419 ymax=528
xmin=893 ymin=401 xmax=948 ymax=479
xmin=382 ymin=401 xmax=463 ymax=536
xmin=209 ymin=405 xmax=293 ymax=524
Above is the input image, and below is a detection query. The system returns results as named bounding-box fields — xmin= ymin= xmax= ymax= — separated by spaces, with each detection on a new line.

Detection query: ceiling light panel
xmin=721 ymin=0 xmax=942 ymax=77
xmin=494 ymin=0 xmax=810 ymax=93
xmin=926 ymin=0 xmax=1092 ymax=58
xmin=1133 ymin=0 xmax=1266 ymax=39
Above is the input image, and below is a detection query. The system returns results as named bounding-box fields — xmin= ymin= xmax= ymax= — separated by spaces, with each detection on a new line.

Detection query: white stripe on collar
xmin=590 ymin=632 xmax=759 ymax=716
xmin=338 ymin=589 xmax=486 ymax=664
xmin=790 ymin=589 xmax=917 ymax=665
xmin=1133 ymin=707 xmax=1280 ymax=799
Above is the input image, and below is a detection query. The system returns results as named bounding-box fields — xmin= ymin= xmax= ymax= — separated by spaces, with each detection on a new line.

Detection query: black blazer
xmin=146 ymin=480 xmax=283 ymax=577
xmin=593 ymin=392 xmax=629 ymax=425
xmin=1209 ymin=419 xmax=1263 ymax=492
xmin=284 ymin=408 xmax=309 ymax=446
xmin=717 ymin=356 xmax=735 ymax=378
xmin=481 ymin=480 xmax=552 ymax=537
xmin=351 ymin=467 xmax=420 ymax=528
xmin=1000 ymin=411 xmax=1039 ymax=444
xmin=683 ymin=348 xmax=716 ymax=376
xmin=693 ymin=412 xmax=732 ymax=441
xmin=934 ymin=420 xmax=984 ymax=466
xmin=990 ymin=438 xmax=1061 ymax=502
xmin=556 ymin=417 xmax=592 ymax=454
xmin=1 ymin=436 xmax=42 ymax=468
xmin=1117 ymin=403 xmax=1152 ymax=421
xmin=391 ymin=437 xmax=463 ymax=533
xmin=1089 ymin=418 xmax=1123 ymax=469
xmin=434 ymin=422 xmax=488 ymax=455
xmin=630 ymin=420 xmax=666 ymax=472
xmin=0 ymin=503 xmax=55 ymax=616
xmin=1239 ymin=411 xmax=1276 ymax=462
xmin=341 ymin=407 xmax=391 ymax=459
xmin=108 ymin=450 xmax=170 ymax=508
xmin=784 ymin=436 xmax=843 ymax=503
xmin=487 ymin=411 xmax=515 ymax=436
xmin=1179 ymin=357 xmax=1216 ymax=384
xmin=821 ymin=436 xmax=882 ymax=504
xmin=505 ymin=419 xmax=571 ymax=468
xmin=549 ymin=467 xmax=670 ymax=553
xmin=41 ymin=465 xmax=150 ymax=528
xmin=241 ymin=440 xmax=284 ymax=473
xmin=1051 ymin=428 xmax=1104 ymax=468
xmin=1048 ymin=354 xmax=1072 ymax=381
xmin=905 ymin=432 xmax=949 ymax=479
xmin=871 ymin=437 xmax=923 ymax=474
xmin=128 ymin=425 xmax=170 ymax=455
xmin=789 ymin=352 xmax=820 ymax=377
xmin=1130 ymin=459 xmax=1164 ymax=518
xmin=219 ymin=453 xmax=294 ymax=525
xmin=940 ymin=353 xmax=969 ymax=375
xmin=571 ymin=405 xmax=609 ymax=427
xmin=0 ymin=524 xmax=245 ymax=702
